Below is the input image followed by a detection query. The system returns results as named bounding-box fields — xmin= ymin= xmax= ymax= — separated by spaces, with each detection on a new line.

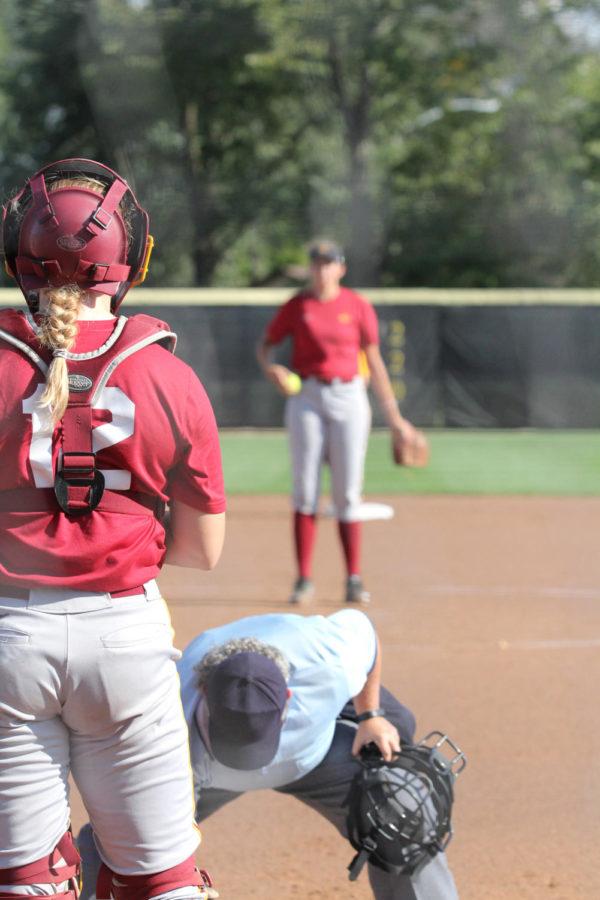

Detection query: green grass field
xmin=220 ymin=429 xmax=600 ymax=495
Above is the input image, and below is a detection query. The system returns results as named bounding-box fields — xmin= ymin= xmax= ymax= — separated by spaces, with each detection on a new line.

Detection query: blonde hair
xmin=35 ymin=176 xmax=106 ymax=423
xmin=36 ymin=284 xmax=84 ymax=422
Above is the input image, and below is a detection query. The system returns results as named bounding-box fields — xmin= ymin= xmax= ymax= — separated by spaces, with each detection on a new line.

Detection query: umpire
xmin=79 ymin=610 xmax=459 ymax=899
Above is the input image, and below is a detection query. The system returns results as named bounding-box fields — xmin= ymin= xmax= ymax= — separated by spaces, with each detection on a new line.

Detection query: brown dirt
xmin=70 ymin=495 xmax=600 ymax=899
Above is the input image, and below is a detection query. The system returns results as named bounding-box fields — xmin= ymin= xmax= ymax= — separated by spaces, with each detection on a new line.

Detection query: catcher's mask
xmin=346 ymin=732 xmax=466 ymax=881
xmin=2 ymin=158 xmax=153 ymax=313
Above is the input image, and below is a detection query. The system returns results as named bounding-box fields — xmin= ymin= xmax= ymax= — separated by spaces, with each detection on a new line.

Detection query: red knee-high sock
xmin=337 ymin=520 xmax=361 ymax=577
xmin=294 ymin=512 xmax=317 ymax=579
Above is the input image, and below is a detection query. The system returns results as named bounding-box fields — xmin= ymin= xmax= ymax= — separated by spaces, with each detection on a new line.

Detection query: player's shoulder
xmin=268 ymin=292 xmax=305 ymax=327
xmin=0 ymin=308 xmax=33 ymax=339
xmin=325 ymin=607 xmax=375 ymax=636
xmin=123 ymin=313 xmax=175 ymax=353
xmin=341 ymin=286 xmax=372 ymax=308
xmin=125 ymin=311 xmax=172 ymax=333
xmin=0 ymin=307 xmax=26 ymax=327
xmin=286 ymin=289 xmax=312 ymax=307
xmin=118 ymin=344 xmax=197 ymax=400
xmin=120 ymin=314 xmax=195 ymax=374
xmin=289 ymin=609 xmax=375 ymax=652
xmin=279 ymin=611 xmax=375 ymax=677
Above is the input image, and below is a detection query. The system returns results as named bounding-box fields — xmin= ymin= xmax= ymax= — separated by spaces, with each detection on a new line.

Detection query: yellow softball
xmin=286 ymin=372 xmax=303 ymax=395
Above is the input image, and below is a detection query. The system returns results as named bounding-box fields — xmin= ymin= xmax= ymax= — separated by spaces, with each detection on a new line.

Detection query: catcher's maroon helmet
xmin=2 ymin=158 xmax=153 ymax=312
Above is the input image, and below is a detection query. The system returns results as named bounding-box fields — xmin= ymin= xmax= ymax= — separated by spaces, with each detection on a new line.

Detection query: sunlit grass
xmin=220 ymin=429 xmax=600 ymax=495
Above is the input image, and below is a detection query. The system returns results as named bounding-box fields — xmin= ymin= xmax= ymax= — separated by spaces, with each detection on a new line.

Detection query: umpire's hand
xmin=352 ymin=717 xmax=401 ymax=762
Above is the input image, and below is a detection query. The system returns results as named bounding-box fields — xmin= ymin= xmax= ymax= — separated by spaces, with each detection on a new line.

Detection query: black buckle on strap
xmin=54 ymin=454 xmax=105 ymax=517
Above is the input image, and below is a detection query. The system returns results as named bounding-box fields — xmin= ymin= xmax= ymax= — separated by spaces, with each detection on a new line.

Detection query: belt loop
xmin=143 ymin=580 xmax=160 ymax=601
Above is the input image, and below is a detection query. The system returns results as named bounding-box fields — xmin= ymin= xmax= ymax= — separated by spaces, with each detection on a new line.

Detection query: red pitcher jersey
xmin=0 ymin=310 xmax=226 ymax=591
xmin=265 ymin=287 xmax=379 ymax=382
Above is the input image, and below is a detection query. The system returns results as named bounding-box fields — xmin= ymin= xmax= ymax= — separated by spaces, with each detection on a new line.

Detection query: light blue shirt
xmin=177 ymin=610 xmax=377 ymax=791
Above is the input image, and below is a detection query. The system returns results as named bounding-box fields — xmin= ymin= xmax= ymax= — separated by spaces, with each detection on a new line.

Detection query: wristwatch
xmin=355 ymin=708 xmax=386 ymax=722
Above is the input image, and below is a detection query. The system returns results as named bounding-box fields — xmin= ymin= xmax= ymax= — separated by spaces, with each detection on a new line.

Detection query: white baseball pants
xmin=285 ymin=376 xmax=371 ymax=521
xmin=0 ymin=582 xmax=199 ymax=881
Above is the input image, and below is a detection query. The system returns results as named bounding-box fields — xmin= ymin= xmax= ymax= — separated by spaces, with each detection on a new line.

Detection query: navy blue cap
xmin=206 ymin=652 xmax=288 ymax=770
xmin=309 ymin=240 xmax=345 ymax=263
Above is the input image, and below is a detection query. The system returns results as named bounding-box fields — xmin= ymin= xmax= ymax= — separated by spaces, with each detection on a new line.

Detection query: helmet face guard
xmin=2 ymin=158 xmax=153 ymax=312
xmin=346 ymin=732 xmax=467 ymax=880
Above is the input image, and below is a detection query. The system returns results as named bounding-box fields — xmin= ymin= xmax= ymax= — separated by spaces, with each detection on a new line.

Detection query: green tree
xmin=1 ymin=0 xmax=598 ymax=288
xmin=383 ymin=0 xmax=600 ymax=286
xmin=151 ymin=0 xmax=308 ymax=285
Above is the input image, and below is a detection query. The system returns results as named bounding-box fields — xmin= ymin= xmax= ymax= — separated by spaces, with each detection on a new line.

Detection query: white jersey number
xmin=23 ymin=384 xmax=135 ymax=489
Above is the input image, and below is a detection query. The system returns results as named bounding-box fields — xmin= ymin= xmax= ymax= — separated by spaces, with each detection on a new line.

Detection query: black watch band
xmin=355 ymin=708 xmax=386 ymax=722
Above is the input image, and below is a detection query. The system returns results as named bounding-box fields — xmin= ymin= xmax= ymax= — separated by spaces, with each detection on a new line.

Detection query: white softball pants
xmin=285 ymin=376 xmax=371 ymax=521
xmin=0 ymin=582 xmax=199 ymax=880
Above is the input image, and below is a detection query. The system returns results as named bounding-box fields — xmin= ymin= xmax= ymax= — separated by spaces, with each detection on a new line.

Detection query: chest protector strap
xmin=54 ymin=403 xmax=106 ymax=516
xmin=55 ymin=315 xmax=175 ymax=516
xmin=0 ymin=310 xmax=176 ymax=518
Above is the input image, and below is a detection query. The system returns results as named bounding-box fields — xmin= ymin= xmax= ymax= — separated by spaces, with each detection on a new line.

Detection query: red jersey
xmin=0 ymin=310 xmax=226 ymax=591
xmin=265 ymin=287 xmax=379 ymax=382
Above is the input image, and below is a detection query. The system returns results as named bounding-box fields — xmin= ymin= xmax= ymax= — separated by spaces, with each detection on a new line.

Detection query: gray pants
xmin=79 ymin=688 xmax=458 ymax=899
xmin=285 ymin=376 xmax=371 ymax=521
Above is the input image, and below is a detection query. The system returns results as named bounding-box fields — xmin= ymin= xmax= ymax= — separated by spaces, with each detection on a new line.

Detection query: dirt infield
xmin=71 ymin=495 xmax=600 ymax=899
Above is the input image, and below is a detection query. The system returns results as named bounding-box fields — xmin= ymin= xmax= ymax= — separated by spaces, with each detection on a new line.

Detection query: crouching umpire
xmin=78 ymin=610 xmax=459 ymax=899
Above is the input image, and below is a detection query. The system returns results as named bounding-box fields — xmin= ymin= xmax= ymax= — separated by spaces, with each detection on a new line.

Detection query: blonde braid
xmin=30 ymin=174 xmax=131 ymax=423
xmin=37 ymin=285 xmax=82 ymax=423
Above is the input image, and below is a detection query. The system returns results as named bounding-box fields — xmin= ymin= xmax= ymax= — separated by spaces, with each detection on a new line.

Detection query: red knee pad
xmin=0 ymin=830 xmax=80 ymax=898
xmin=96 ymin=853 xmax=211 ymax=899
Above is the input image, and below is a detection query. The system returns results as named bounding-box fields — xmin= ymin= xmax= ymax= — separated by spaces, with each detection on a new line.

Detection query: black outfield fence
xmin=166 ymin=303 xmax=600 ymax=428
xmin=2 ymin=288 xmax=600 ymax=428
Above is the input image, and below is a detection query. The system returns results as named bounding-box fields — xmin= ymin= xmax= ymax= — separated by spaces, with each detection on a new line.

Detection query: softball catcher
xmin=257 ymin=240 xmax=428 ymax=605
xmin=0 ymin=159 xmax=225 ymax=898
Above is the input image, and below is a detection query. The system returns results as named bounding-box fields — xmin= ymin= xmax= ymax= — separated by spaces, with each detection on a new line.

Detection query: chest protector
xmin=0 ymin=309 xmax=176 ymax=517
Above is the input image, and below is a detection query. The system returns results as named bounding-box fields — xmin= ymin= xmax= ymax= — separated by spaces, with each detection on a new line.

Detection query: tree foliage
xmin=0 ymin=0 xmax=598 ymax=287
